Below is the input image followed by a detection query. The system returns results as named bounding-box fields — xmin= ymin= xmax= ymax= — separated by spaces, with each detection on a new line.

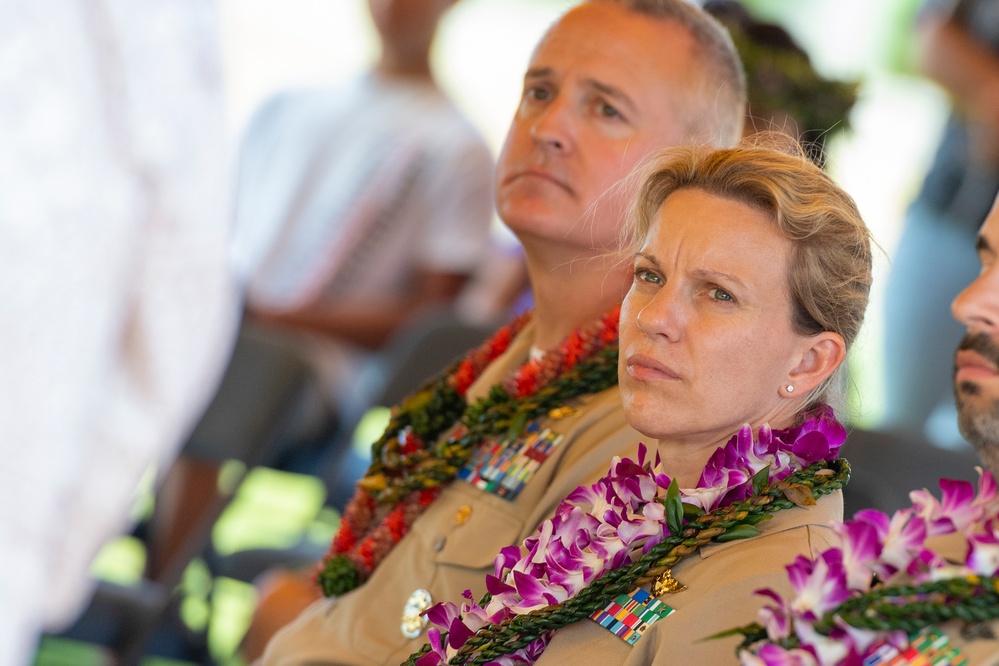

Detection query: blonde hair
xmin=627 ymin=138 xmax=873 ymax=407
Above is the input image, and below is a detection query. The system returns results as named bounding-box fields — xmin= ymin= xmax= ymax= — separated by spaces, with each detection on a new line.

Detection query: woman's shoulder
xmin=696 ymin=487 xmax=843 ymax=562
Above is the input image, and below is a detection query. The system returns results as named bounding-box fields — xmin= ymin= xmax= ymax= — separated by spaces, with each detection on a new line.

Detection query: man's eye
xmin=525 ymin=86 xmax=551 ymax=102
xmin=598 ymin=101 xmax=622 ymax=119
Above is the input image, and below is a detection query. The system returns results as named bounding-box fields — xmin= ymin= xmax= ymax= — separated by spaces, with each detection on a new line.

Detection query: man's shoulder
xmin=246 ymin=84 xmax=358 ymax=134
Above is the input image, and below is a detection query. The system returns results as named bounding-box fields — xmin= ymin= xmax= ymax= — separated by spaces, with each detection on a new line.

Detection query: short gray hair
xmin=594 ymin=0 xmax=747 ymax=147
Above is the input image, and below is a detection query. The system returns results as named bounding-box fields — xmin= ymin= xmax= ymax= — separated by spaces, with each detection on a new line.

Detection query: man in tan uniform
xmin=932 ymin=180 xmax=999 ymax=664
xmin=954 ymin=192 xmax=999 ymax=474
xmin=255 ymin=2 xmax=746 ymax=663
xmin=830 ymin=192 xmax=999 ymax=665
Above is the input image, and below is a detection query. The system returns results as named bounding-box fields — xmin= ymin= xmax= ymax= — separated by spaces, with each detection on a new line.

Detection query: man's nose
xmin=953 ymin=266 xmax=999 ymax=335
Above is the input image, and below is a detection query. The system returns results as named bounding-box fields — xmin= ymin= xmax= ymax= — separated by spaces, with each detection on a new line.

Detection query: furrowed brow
xmin=691 ymin=268 xmax=748 ymax=290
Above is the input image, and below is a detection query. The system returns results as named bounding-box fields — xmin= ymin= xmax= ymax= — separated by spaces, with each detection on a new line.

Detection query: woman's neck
xmin=655 ymin=440 xmax=721 ymax=489
xmin=657 ymin=405 xmax=806 ymax=488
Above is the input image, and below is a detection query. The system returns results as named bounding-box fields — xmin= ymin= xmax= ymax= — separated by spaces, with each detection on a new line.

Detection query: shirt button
xmin=433 ymin=535 xmax=447 ymax=552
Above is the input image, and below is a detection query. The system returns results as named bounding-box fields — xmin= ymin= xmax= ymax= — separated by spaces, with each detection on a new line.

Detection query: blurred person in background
xmin=148 ymin=0 xmax=495 ymax=584
xmin=234 ymin=0 xmax=494 ymax=418
xmin=703 ymin=0 xmax=858 ymax=167
xmin=883 ymin=0 xmax=999 ymax=446
xmin=0 ymin=0 xmax=236 ymax=664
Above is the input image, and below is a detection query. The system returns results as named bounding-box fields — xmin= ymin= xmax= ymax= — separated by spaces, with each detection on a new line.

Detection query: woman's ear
xmin=785 ymin=332 xmax=846 ymax=395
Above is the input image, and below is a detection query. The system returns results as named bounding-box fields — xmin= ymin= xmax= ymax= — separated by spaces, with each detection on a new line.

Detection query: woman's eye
xmin=710 ymin=287 xmax=734 ymax=302
xmin=636 ymin=268 xmax=662 ymax=285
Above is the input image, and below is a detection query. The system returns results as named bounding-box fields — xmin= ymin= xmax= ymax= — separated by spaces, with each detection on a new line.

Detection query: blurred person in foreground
xmin=246 ymin=0 xmax=746 ymax=663
xmin=406 ymin=138 xmax=872 ymax=666
xmin=0 ymin=1 xmax=236 ymax=664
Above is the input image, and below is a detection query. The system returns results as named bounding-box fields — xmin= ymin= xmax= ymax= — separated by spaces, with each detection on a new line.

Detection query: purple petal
xmin=753 ymin=643 xmax=820 ymax=666
xmin=835 ymin=520 xmax=881 ymax=590
xmin=494 ymin=545 xmax=523 ymax=578
xmin=447 ymin=617 xmax=475 ymax=650
xmin=851 ymin=508 xmax=890 ymax=536
xmin=424 ymin=601 xmax=460 ymax=629
xmin=789 ymin=431 xmax=832 ymax=465
xmin=511 ymin=570 xmax=549 ymax=604
xmin=415 ymin=628 xmax=446 ymax=666
xmin=939 ymin=477 xmax=975 ymax=510
xmin=485 ymin=574 xmax=515 ymax=596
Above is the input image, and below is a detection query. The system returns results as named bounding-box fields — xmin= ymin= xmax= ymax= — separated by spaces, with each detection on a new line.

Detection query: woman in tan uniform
xmin=408 ymin=141 xmax=874 ymax=665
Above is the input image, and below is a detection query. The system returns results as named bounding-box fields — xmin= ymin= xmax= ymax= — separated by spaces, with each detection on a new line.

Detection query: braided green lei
xmin=404 ymin=458 xmax=851 ymax=665
xmin=730 ymin=574 xmax=999 ymax=655
xmin=363 ymin=343 xmax=621 ymax=504
xmin=721 ymin=467 xmax=999 ymax=662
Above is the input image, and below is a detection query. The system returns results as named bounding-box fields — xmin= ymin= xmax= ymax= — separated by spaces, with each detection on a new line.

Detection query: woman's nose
xmin=635 ymin=285 xmax=684 ymax=341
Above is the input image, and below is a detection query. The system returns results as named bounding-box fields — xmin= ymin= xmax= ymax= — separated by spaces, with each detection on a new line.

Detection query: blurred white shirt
xmin=0 ymin=1 xmax=238 ymax=663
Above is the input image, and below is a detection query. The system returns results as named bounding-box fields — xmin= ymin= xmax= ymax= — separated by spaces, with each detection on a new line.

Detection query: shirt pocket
xmin=427 ymin=482 xmax=527 ymax=571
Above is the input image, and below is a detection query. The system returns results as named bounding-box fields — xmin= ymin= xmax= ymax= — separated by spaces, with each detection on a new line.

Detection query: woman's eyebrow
xmin=634 ymin=251 xmax=662 ymax=268
xmin=691 ymin=268 xmax=748 ymax=289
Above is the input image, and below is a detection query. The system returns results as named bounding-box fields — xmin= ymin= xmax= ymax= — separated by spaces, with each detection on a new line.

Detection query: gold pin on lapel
xmin=548 ymin=406 xmax=581 ymax=420
xmin=652 ymin=569 xmax=686 ymax=596
xmin=454 ymin=505 xmax=472 ymax=525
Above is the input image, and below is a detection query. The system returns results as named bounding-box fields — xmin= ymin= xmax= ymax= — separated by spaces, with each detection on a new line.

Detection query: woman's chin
xmin=622 ymin=399 xmax=672 ymax=442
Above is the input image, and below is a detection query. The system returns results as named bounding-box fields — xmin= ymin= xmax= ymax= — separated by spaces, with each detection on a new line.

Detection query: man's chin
xmin=956 ymin=389 xmax=999 ymax=474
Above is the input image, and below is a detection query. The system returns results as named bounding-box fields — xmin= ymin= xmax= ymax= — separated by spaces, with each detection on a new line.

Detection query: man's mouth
xmin=955 ymin=333 xmax=999 ymax=387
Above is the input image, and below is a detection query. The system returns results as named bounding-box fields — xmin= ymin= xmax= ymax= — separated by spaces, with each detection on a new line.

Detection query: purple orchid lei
xmin=416 ymin=405 xmax=847 ymax=666
xmin=733 ymin=468 xmax=999 ymax=665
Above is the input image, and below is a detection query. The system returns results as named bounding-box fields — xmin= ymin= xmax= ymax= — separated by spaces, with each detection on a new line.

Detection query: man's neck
xmin=525 ymin=249 xmax=630 ymax=350
xmin=374 ymin=50 xmax=434 ymax=81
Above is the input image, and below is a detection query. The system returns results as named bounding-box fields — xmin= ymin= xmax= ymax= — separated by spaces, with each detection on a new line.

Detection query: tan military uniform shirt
xmin=259 ymin=319 xmax=642 ymax=665
xmin=534 ymin=490 xmax=844 ymax=665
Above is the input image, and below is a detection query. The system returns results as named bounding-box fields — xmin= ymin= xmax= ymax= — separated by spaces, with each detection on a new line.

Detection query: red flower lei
xmin=315 ymin=307 xmax=621 ymax=596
